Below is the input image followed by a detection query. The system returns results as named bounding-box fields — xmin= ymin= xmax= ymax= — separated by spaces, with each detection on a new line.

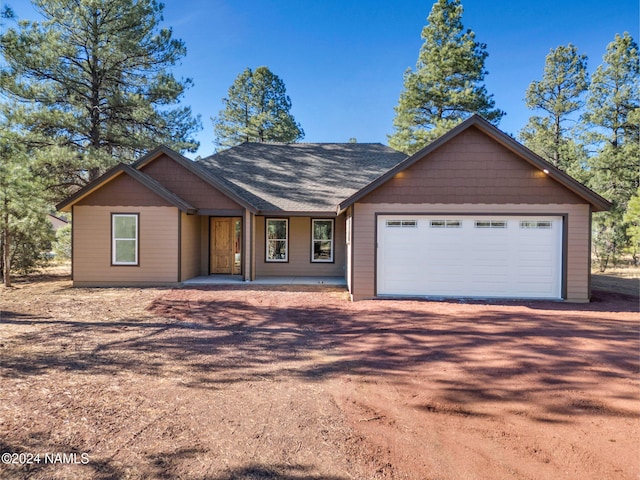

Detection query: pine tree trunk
xmin=2 ymin=210 xmax=11 ymax=287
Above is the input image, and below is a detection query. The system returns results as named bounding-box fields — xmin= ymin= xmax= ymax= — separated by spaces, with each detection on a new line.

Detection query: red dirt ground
xmin=1 ymin=274 xmax=638 ymax=479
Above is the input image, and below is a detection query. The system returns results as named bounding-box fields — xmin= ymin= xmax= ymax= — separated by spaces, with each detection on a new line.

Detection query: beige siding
xmin=199 ymin=216 xmax=210 ymax=275
xmin=73 ymin=205 xmax=179 ymax=285
xmin=351 ymin=203 xmax=591 ymax=302
xmin=180 ymin=213 xmax=201 ymax=281
xmin=250 ymin=213 xmax=257 ymax=280
xmin=346 ymin=207 xmax=353 ymax=292
xmin=565 ymin=205 xmax=591 ymax=301
xmin=255 ymin=215 xmax=346 ymax=277
xmin=243 ymin=211 xmax=253 ymax=280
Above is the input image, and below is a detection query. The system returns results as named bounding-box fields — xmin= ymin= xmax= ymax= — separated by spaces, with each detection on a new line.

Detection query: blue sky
xmin=5 ymin=0 xmax=640 ymax=156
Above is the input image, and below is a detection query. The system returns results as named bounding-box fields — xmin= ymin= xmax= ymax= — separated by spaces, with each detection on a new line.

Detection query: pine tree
xmin=583 ymin=33 xmax=640 ymax=269
xmin=520 ymin=44 xmax=589 ymax=173
xmin=388 ymin=0 xmax=504 ymax=154
xmin=0 ymin=130 xmax=54 ymax=286
xmin=0 ymin=0 xmax=201 ymax=194
xmin=213 ymin=66 xmax=304 ymax=148
xmin=584 ymin=33 xmax=639 ymax=209
xmin=623 ymin=187 xmax=640 ymax=265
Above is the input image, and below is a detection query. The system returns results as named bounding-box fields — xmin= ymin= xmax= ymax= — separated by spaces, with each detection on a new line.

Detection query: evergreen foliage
xmin=0 ymin=130 xmax=54 ymax=286
xmin=520 ymin=44 xmax=589 ymax=173
xmin=213 ymin=66 xmax=304 ymax=148
xmin=388 ymin=0 xmax=504 ymax=154
xmin=584 ymin=33 xmax=639 ymax=269
xmin=0 ymin=0 xmax=201 ymax=193
xmin=623 ymin=187 xmax=640 ymax=265
xmin=53 ymin=223 xmax=72 ymax=260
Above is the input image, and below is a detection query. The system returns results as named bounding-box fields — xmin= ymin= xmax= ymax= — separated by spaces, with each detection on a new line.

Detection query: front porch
xmin=181 ymin=213 xmax=348 ymax=284
xmin=181 ymin=275 xmax=347 ymax=286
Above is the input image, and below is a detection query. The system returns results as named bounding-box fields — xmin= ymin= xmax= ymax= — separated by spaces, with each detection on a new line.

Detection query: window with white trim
xmin=112 ymin=214 xmax=138 ymax=265
xmin=475 ymin=220 xmax=507 ymax=229
xmin=520 ymin=220 xmax=552 ymax=229
xmin=430 ymin=219 xmax=461 ymax=228
xmin=266 ymin=218 xmax=288 ymax=262
xmin=312 ymin=219 xmax=334 ymax=262
xmin=385 ymin=220 xmax=417 ymax=228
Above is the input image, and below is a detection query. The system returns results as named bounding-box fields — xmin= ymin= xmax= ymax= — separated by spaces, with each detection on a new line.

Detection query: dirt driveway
xmin=1 ymin=276 xmax=638 ymax=479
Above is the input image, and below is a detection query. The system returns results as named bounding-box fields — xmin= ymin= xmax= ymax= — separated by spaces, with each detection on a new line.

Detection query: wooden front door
xmin=210 ymin=217 xmax=242 ymax=274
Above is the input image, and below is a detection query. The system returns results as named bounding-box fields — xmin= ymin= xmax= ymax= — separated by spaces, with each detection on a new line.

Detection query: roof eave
xmin=257 ymin=209 xmax=339 ymax=217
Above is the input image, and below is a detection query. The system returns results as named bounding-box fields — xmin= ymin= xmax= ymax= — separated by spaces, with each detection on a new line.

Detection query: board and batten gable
xmin=350 ymin=127 xmax=593 ymax=302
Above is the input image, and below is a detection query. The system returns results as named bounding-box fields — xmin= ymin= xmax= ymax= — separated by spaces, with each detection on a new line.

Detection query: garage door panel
xmin=517 ymin=267 xmax=556 ymax=277
xmin=429 ymin=259 xmax=466 ymax=269
xmin=473 ymin=248 xmax=510 ymax=258
xmin=378 ymin=215 xmax=562 ymax=299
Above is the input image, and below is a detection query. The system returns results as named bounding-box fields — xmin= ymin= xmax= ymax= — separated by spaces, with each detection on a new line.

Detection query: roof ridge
xmin=227 ymin=141 xmax=388 ymax=146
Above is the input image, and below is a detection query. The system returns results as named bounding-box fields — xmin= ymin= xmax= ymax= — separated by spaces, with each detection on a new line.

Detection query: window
xmin=266 ymin=218 xmax=288 ymax=262
xmin=112 ymin=214 xmax=138 ymax=265
xmin=430 ymin=220 xmax=461 ymax=228
xmin=475 ymin=220 xmax=507 ymax=229
xmin=520 ymin=220 xmax=552 ymax=229
xmin=312 ymin=219 xmax=334 ymax=262
xmin=385 ymin=220 xmax=417 ymax=228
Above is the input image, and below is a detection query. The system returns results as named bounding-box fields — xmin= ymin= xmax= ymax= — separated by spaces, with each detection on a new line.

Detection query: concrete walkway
xmin=182 ymin=275 xmax=347 ymax=286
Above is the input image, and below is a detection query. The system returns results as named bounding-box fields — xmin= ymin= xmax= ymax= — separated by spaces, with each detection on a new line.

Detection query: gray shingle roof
xmin=197 ymin=143 xmax=407 ymax=212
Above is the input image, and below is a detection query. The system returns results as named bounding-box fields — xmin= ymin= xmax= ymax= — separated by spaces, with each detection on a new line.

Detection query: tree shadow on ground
xmin=2 ymin=288 xmax=639 ymax=423
xmin=205 ymin=463 xmax=350 ymax=479
xmin=0 ymin=438 xmax=126 ymax=480
xmin=592 ymin=274 xmax=639 ymax=298
xmin=144 ymin=447 xmax=350 ymax=480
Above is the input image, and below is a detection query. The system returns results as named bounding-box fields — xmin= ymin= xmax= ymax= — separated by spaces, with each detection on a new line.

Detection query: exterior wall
xmin=141 ymin=154 xmax=243 ymax=210
xmin=73 ymin=205 xmax=179 ymax=285
xmin=255 ymin=215 xmax=346 ymax=277
xmin=346 ymin=207 xmax=353 ymax=292
xmin=180 ymin=213 xmax=201 ymax=281
xmin=351 ymin=203 xmax=591 ymax=302
xmin=249 ymin=213 xmax=257 ymax=280
xmin=77 ymin=173 xmax=172 ymax=207
xmin=361 ymin=127 xmax=585 ymax=206
xmin=244 ymin=211 xmax=253 ymax=281
xmin=199 ymin=216 xmax=209 ymax=275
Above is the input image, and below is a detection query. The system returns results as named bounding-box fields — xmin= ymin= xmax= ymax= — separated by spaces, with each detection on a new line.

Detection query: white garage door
xmin=377 ymin=215 xmax=563 ymax=299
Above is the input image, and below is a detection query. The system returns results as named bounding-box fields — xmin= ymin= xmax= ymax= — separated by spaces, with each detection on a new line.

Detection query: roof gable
xmin=56 ymin=164 xmax=196 ymax=213
xmin=139 ymin=153 xmax=244 ymax=211
xmin=133 ymin=146 xmax=257 ymax=212
xmin=340 ymin=115 xmax=611 ymax=212
xmin=357 ymin=126 xmax=587 ymax=205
